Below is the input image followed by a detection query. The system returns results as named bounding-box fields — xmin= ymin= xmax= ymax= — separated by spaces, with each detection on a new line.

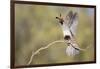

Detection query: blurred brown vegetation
xmin=15 ymin=4 xmax=95 ymax=66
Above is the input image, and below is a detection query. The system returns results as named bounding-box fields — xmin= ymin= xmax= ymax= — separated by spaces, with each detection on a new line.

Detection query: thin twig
xmin=27 ymin=40 xmax=66 ymax=65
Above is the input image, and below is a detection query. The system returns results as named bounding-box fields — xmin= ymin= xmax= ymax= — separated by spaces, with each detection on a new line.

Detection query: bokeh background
xmin=15 ymin=3 xmax=95 ymax=66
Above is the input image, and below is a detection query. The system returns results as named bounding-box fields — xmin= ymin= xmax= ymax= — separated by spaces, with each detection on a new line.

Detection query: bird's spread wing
xmin=64 ymin=11 xmax=73 ymax=26
xmin=69 ymin=12 xmax=78 ymax=36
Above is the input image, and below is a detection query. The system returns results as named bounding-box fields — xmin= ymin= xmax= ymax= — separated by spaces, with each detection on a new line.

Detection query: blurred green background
xmin=15 ymin=4 xmax=95 ymax=66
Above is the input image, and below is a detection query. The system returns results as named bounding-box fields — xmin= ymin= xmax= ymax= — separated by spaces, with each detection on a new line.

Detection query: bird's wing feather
xmin=69 ymin=13 xmax=78 ymax=36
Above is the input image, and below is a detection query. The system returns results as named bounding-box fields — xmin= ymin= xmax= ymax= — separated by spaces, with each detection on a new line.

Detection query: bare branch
xmin=27 ymin=40 xmax=66 ymax=65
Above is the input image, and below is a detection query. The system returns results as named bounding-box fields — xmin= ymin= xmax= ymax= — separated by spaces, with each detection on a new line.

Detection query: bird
xmin=56 ymin=11 xmax=80 ymax=56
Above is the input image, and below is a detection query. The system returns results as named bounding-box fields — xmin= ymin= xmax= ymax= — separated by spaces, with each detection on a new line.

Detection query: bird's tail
xmin=66 ymin=44 xmax=80 ymax=56
xmin=65 ymin=39 xmax=80 ymax=56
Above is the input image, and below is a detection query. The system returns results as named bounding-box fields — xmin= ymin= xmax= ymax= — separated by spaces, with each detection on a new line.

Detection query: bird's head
xmin=56 ymin=11 xmax=78 ymax=27
xmin=56 ymin=14 xmax=64 ymax=25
